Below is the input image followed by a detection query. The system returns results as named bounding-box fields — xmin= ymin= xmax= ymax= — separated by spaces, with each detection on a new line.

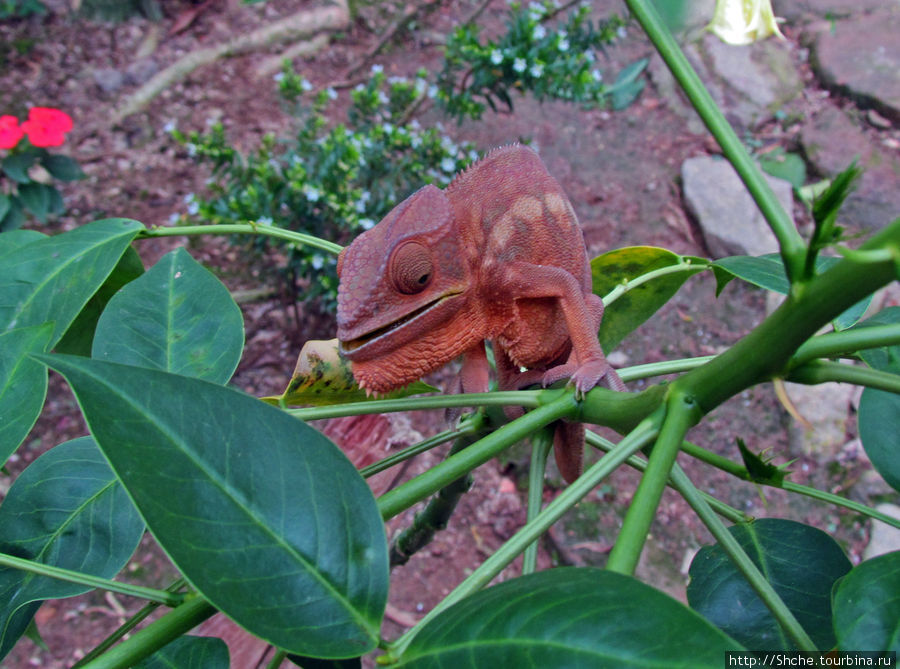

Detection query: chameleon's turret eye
xmin=390 ymin=241 xmax=433 ymax=295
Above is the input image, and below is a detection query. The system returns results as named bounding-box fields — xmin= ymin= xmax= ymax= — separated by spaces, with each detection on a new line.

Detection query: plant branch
xmin=602 ymin=259 xmax=710 ymax=308
xmin=606 ymin=389 xmax=699 ymax=574
xmin=790 ymin=323 xmax=900 ymax=367
xmin=139 ymin=223 xmax=343 ymax=255
xmin=360 ymin=423 xmax=475 ymax=478
xmin=0 ymin=552 xmax=184 ymax=608
xmin=77 ymin=596 xmax=217 ymax=669
xmin=787 ymin=359 xmax=900 ymax=393
xmin=624 ymin=0 xmax=806 ymax=283
xmin=377 ymin=393 xmax=575 ymax=520
xmin=522 ymin=427 xmax=554 ymax=574
xmin=669 ymin=465 xmax=818 ymax=651
xmin=619 ymin=355 xmax=714 ymax=382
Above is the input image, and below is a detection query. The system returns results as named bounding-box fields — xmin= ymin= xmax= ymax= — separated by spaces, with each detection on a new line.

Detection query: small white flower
xmin=427 ymin=84 xmax=439 ymax=99
xmin=558 ymin=35 xmax=570 ymax=52
xmin=377 ymin=90 xmax=389 ymax=105
xmin=305 ymin=187 xmax=321 ymax=202
xmin=530 ymin=62 xmax=544 ymax=77
xmin=168 ymin=212 xmax=180 ymax=224
xmin=490 ymin=49 xmax=504 ymax=65
xmin=187 ymin=201 xmax=199 ymax=215
xmin=415 ymin=78 xmax=427 ymax=94
xmin=382 ymin=123 xmax=394 ymax=134
xmin=354 ymin=83 xmax=365 ymax=92
xmin=617 ymin=25 xmax=627 ymax=38
xmin=257 ymin=216 xmax=274 ymax=226
xmin=409 ymin=119 xmax=421 ymax=130
xmin=533 ymin=25 xmax=546 ymax=40
xmin=273 ymin=72 xmax=285 ymax=82
xmin=360 ymin=218 xmax=375 ymax=230
xmin=584 ymin=50 xmax=595 ymax=63
xmin=163 ymin=120 xmax=176 ymax=133
xmin=528 ymin=2 xmax=545 ymax=20
xmin=326 ymin=87 xmax=337 ymax=100
xmin=468 ymin=149 xmax=479 ymax=161
xmin=311 ymin=255 xmax=324 ymax=270
xmin=183 ymin=193 xmax=195 ymax=204
xmin=591 ymin=69 xmax=603 ymax=82
xmin=441 ymin=157 xmax=456 ymax=173
xmin=186 ymin=143 xmax=197 ymax=157
xmin=300 ymin=78 xmax=313 ymax=92
xmin=411 ymin=135 xmax=422 ymax=148
xmin=371 ymin=64 xmax=384 ymax=74
xmin=513 ymin=57 xmax=527 ymax=73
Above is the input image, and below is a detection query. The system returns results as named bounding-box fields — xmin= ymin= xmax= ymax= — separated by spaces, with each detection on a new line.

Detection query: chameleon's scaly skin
xmin=336 ymin=144 xmax=623 ymax=482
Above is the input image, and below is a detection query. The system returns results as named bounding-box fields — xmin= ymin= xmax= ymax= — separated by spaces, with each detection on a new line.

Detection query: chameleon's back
xmin=444 ymin=144 xmax=591 ymax=290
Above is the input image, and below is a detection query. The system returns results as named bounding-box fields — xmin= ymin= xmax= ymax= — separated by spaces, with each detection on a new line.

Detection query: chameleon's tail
xmin=553 ymin=420 xmax=585 ymax=484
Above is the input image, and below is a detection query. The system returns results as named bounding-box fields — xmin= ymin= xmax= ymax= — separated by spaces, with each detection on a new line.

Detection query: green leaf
xmin=610 ymin=58 xmax=649 ymax=110
xmin=713 ymin=254 xmax=871 ymax=329
xmin=287 ymin=654 xmax=362 ymax=668
xmin=852 ymin=307 xmax=900 ymax=371
xmin=0 ymin=324 xmax=53 ymax=466
xmin=759 ymin=150 xmax=806 ymax=189
xmin=91 ymin=248 xmax=242 ymax=383
xmin=17 ymin=182 xmax=51 ymax=222
xmin=858 ymin=387 xmax=900 ymax=494
xmin=0 ymin=218 xmax=144 ymax=346
xmin=40 ymin=355 xmax=388 ymax=658
xmin=0 ymin=194 xmax=8 ymax=222
xmin=591 ymin=246 xmax=706 ymax=352
xmin=0 ymin=197 xmax=25 ymax=232
xmin=736 ymin=438 xmax=789 ymax=486
xmin=0 ymin=229 xmax=45 ymax=255
xmin=832 ymin=551 xmax=900 ymax=653
xmin=55 ymin=245 xmax=145 ymax=357
xmin=0 ymin=437 xmax=145 ymax=660
xmin=397 ymin=568 xmax=739 ymax=667
xmin=687 ymin=518 xmax=851 ymax=650
xmin=1 ymin=152 xmax=37 ymax=184
xmin=41 ymin=154 xmax=85 ymax=182
xmin=135 ymin=635 xmax=230 ymax=669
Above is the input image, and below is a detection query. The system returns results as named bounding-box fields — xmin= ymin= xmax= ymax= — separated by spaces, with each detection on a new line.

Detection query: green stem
xmin=77 ymin=595 xmax=217 ymax=669
xmin=0 ymin=552 xmax=184 ymax=607
xmin=680 ymin=441 xmax=900 ymax=529
xmin=584 ymin=431 xmax=749 ymax=524
xmin=619 ymin=355 xmax=714 ymax=382
xmin=377 ymin=394 xmax=574 ymax=520
xmin=787 ymin=359 xmax=900 ymax=393
xmin=790 ymin=324 xmax=900 ymax=367
xmin=669 ymin=465 xmax=818 ymax=651
xmin=625 ymin=0 xmax=805 ymax=283
xmin=522 ymin=428 xmax=554 ymax=574
xmin=603 ymin=260 xmax=709 ymax=308
xmin=360 ymin=424 xmax=475 ymax=478
xmin=386 ymin=413 xmax=661 ymax=660
xmin=287 ymin=390 xmax=540 ymax=422
xmin=140 ymin=223 xmax=343 ymax=255
xmin=266 ymin=649 xmax=287 ymax=669
xmin=607 ymin=390 xmax=698 ymax=574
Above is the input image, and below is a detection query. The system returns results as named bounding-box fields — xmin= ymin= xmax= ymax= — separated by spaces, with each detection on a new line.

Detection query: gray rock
xmin=125 ymin=58 xmax=160 ymax=86
xmin=785 ymin=381 xmax=856 ymax=457
xmin=807 ymin=9 xmax=900 ymax=122
xmin=863 ymin=503 xmax=900 ymax=561
xmin=800 ymin=106 xmax=900 ymax=230
xmin=778 ymin=0 xmax=894 ymax=22
xmin=682 ymin=155 xmax=793 ymax=258
xmin=94 ymin=67 xmax=125 ymax=93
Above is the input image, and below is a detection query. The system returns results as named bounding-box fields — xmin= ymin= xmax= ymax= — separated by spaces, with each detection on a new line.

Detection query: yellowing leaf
xmin=263 ymin=339 xmax=437 ymax=407
xmin=708 ymin=0 xmax=785 ymax=45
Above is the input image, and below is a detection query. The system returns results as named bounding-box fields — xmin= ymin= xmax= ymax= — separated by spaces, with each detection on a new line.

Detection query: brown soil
xmin=0 ymin=1 xmax=887 ymax=667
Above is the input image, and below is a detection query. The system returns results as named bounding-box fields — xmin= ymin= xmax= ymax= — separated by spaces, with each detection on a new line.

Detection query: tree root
xmin=111 ymin=0 xmax=349 ymax=124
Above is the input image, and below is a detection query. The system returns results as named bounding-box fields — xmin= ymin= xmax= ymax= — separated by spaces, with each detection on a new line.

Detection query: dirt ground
xmin=0 ymin=1 xmax=890 ymax=667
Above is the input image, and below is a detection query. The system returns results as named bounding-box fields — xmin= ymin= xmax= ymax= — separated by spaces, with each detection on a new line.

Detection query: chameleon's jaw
xmin=339 ymin=291 xmax=463 ymax=360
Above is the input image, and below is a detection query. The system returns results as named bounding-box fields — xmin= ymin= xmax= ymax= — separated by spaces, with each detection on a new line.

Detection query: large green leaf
xmin=0 ymin=229 xmax=44 ymax=258
xmin=591 ymin=246 xmax=706 ymax=352
xmin=859 ymin=387 xmax=900 ymax=494
xmin=91 ymin=248 xmax=242 ymax=383
xmin=832 ymin=551 xmax=900 ymax=652
xmin=41 ymin=154 xmax=85 ymax=182
xmin=135 ymin=635 xmax=230 ymax=669
xmin=397 ymin=568 xmax=740 ymax=667
xmin=0 ymin=437 xmax=145 ymax=660
xmin=713 ymin=254 xmax=871 ymax=329
xmin=55 ymin=245 xmax=145 ymax=357
xmin=0 ymin=218 xmax=144 ymax=346
xmin=687 ymin=518 xmax=851 ymax=650
xmin=853 ymin=307 xmax=900 ymax=373
xmin=0 ymin=324 xmax=53 ymax=466
xmin=41 ymin=355 xmax=388 ymax=658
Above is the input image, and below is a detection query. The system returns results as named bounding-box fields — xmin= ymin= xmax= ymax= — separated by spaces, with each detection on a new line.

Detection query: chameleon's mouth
xmin=339 ymin=292 xmax=460 ymax=357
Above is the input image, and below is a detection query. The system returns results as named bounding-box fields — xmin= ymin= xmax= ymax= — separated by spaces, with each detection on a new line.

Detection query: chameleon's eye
xmin=390 ymin=241 xmax=433 ymax=295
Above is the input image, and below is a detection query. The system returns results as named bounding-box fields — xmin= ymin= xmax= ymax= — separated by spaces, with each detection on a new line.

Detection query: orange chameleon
xmin=336 ymin=144 xmax=624 ymax=482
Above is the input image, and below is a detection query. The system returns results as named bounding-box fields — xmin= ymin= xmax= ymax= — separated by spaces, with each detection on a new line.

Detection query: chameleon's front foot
xmin=542 ymin=358 xmax=625 ymax=398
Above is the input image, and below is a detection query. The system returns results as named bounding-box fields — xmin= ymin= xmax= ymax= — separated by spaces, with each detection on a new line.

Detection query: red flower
xmin=21 ymin=107 xmax=74 ymax=148
xmin=0 ymin=115 xmax=24 ymax=150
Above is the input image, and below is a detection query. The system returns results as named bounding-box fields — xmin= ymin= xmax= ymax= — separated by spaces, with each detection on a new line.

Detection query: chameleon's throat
xmin=339 ymin=291 xmax=462 ymax=357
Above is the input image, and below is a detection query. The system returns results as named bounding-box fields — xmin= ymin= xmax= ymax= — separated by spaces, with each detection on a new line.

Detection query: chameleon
xmin=335 ymin=144 xmax=624 ymax=482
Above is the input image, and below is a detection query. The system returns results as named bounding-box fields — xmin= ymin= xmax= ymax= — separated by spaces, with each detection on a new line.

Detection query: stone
xmin=863 ymin=503 xmax=900 ymax=561
xmin=682 ymin=155 xmax=793 ymax=258
xmin=785 ymin=381 xmax=856 ymax=458
xmin=93 ymin=67 xmax=125 ymax=94
xmin=807 ymin=9 xmax=900 ymax=122
xmin=777 ymin=0 xmax=894 ymax=22
xmin=800 ymin=106 xmax=900 ymax=230
xmin=125 ymin=58 xmax=160 ymax=86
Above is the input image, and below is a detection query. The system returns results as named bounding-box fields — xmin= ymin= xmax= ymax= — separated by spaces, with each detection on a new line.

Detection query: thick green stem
xmin=619 ymin=355 xmax=714 ymax=382
xmin=607 ymin=390 xmax=699 ymax=574
xmin=522 ymin=428 xmax=554 ymax=574
xmin=787 ymin=359 xmax=900 ymax=393
xmin=386 ymin=413 xmax=661 ymax=659
xmin=790 ymin=324 xmax=900 ymax=367
xmin=377 ymin=394 xmax=574 ymax=520
xmin=669 ymin=465 xmax=818 ymax=651
xmin=140 ymin=223 xmax=343 ymax=254
xmin=78 ymin=596 xmax=217 ymax=669
xmin=0 ymin=552 xmax=184 ymax=607
xmin=625 ymin=0 xmax=805 ymax=283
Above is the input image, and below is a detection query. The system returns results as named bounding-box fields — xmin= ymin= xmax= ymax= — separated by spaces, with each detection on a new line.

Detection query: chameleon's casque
xmin=336 ymin=144 xmax=623 ymax=482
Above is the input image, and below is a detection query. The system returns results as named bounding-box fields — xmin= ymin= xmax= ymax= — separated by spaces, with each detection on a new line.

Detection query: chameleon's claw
xmin=544 ymin=359 xmax=625 ymax=398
